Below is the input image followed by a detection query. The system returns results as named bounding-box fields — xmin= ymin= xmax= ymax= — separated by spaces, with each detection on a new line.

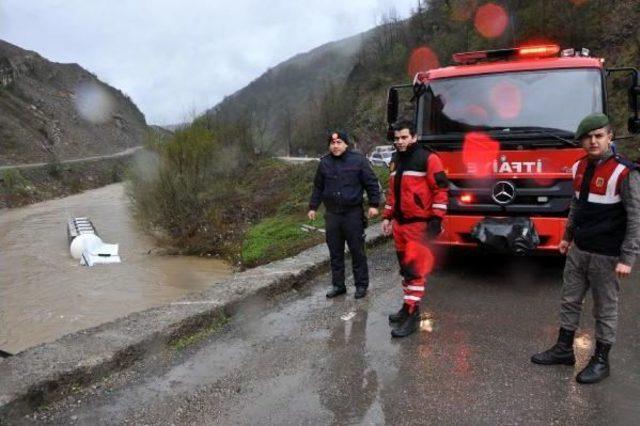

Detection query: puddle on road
xmin=0 ymin=183 xmax=232 ymax=354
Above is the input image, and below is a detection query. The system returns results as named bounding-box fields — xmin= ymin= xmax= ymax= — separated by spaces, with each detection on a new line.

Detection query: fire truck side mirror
xmin=607 ymin=67 xmax=640 ymax=134
xmin=628 ymin=85 xmax=640 ymax=133
xmin=628 ymin=85 xmax=640 ymax=110
xmin=628 ymin=117 xmax=640 ymax=134
xmin=387 ymin=88 xmax=399 ymax=126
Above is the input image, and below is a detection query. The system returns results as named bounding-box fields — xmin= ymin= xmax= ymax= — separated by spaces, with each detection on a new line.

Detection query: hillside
xmin=0 ymin=40 xmax=149 ymax=166
xmin=203 ymin=0 xmax=640 ymax=157
xmin=203 ymin=32 xmax=369 ymax=155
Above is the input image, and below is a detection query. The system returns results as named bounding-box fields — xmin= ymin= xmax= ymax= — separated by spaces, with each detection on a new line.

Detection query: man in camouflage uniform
xmin=531 ymin=113 xmax=640 ymax=384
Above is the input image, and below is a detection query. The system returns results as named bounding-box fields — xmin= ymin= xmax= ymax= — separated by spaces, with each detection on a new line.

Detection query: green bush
xmin=1 ymin=168 xmax=31 ymax=195
xmin=129 ymin=125 xmax=243 ymax=252
xmin=46 ymin=157 xmax=63 ymax=179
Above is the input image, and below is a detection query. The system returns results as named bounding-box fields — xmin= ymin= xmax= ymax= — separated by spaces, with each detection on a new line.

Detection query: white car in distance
xmin=368 ymin=145 xmax=395 ymax=168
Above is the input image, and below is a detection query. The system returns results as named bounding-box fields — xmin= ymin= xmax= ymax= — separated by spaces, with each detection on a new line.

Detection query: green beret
xmin=576 ymin=113 xmax=610 ymax=139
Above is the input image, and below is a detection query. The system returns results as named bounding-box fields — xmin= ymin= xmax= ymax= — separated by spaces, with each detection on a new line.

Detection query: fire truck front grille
xmin=447 ymin=179 xmax=573 ymax=215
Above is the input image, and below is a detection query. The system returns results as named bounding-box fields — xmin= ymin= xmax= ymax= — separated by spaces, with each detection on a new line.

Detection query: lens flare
xmin=404 ymin=240 xmax=434 ymax=277
xmin=574 ymin=333 xmax=592 ymax=350
xmin=533 ymin=178 xmax=554 ymax=186
xmin=489 ymin=81 xmax=522 ymax=119
xmin=462 ymin=132 xmax=500 ymax=177
xmin=75 ymin=82 xmax=115 ymax=124
xmin=408 ymin=46 xmax=440 ymax=78
xmin=474 ymin=3 xmax=508 ymax=39
xmin=420 ymin=318 xmax=434 ymax=332
xmin=461 ymin=104 xmax=489 ymax=126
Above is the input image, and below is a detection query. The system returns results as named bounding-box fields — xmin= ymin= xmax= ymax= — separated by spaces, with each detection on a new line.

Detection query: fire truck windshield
xmin=420 ymin=68 xmax=603 ymax=140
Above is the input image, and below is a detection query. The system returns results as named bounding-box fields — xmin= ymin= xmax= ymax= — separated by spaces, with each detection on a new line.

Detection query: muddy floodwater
xmin=0 ymin=183 xmax=232 ymax=354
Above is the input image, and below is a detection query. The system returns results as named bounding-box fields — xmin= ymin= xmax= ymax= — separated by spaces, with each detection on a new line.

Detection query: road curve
xmin=0 ymin=146 xmax=142 ymax=172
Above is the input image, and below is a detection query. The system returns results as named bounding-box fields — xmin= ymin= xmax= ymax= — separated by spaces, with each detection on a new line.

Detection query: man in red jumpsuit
xmin=382 ymin=120 xmax=449 ymax=338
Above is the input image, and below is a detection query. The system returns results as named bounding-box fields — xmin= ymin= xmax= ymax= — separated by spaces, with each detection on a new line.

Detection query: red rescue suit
xmin=383 ymin=144 xmax=449 ymax=310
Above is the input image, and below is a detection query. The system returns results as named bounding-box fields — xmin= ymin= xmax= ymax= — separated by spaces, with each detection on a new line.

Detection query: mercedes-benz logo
xmin=491 ymin=181 xmax=516 ymax=205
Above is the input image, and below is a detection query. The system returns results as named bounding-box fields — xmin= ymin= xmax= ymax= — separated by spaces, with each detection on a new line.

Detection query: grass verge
xmin=241 ymin=213 xmax=326 ymax=268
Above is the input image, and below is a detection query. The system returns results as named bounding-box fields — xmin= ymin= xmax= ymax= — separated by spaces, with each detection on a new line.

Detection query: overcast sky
xmin=0 ymin=0 xmax=417 ymax=125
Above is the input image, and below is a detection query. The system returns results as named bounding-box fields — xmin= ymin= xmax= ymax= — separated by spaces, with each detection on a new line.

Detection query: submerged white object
xmin=80 ymin=240 xmax=120 ymax=267
xmin=68 ymin=218 xmax=121 ymax=266
xmin=67 ymin=217 xmax=96 ymax=243
xmin=70 ymin=233 xmax=102 ymax=259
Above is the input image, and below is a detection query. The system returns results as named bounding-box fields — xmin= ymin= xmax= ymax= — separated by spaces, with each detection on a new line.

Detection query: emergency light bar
xmin=518 ymin=45 xmax=560 ymax=57
xmin=453 ymin=45 xmax=562 ymax=65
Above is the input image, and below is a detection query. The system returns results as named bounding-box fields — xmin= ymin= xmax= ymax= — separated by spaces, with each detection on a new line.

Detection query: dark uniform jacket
xmin=309 ymin=150 xmax=381 ymax=214
xmin=564 ymin=150 xmax=640 ymax=266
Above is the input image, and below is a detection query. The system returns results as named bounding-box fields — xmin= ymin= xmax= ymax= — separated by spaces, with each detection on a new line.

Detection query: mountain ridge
xmin=203 ymin=31 xmax=372 ymax=154
xmin=0 ymin=39 xmax=149 ymax=166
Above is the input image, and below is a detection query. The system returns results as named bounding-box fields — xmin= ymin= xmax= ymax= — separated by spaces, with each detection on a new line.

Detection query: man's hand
xmin=382 ymin=219 xmax=393 ymax=236
xmin=615 ymin=262 xmax=632 ymax=279
xmin=426 ymin=217 xmax=443 ymax=239
xmin=368 ymin=207 xmax=379 ymax=218
xmin=558 ymin=239 xmax=571 ymax=255
xmin=307 ymin=210 xmax=316 ymax=221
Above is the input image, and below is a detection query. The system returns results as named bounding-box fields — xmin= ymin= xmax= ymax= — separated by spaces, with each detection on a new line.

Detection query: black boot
xmin=576 ymin=341 xmax=611 ymax=384
xmin=388 ymin=305 xmax=409 ymax=324
xmin=326 ymin=286 xmax=346 ymax=298
xmin=391 ymin=307 xmax=420 ymax=338
xmin=354 ymin=287 xmax=367 ymax=299
xmin=531 ymin=328 xmax=576 ymax=365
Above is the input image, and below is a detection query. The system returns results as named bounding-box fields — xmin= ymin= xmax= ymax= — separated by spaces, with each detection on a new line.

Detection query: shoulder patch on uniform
xmin=614 ymin=154 xmax=640 ymax=170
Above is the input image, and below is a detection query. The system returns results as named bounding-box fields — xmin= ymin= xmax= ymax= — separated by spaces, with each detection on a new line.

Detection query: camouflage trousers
xmin=560 ymin=245 xmax=621 ymax=344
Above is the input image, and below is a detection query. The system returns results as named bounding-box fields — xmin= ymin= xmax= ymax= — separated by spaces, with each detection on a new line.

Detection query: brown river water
xmin=0 ymin=183 xmax=232 ymax=354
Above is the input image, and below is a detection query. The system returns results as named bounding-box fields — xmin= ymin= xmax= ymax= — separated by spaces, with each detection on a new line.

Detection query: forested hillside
xmin=203 ymin=33 xmax=367 ymax=155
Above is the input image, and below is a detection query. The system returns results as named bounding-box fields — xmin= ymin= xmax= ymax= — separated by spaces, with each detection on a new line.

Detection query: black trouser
xmin=325 ymin=207 xmax=369 ymax=289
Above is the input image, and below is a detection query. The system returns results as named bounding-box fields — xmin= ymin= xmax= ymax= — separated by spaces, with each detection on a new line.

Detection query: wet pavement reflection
xmin=0 ymin=183 xmax=232 ymax=354
xmin=32 ymin=242 xmax=640 ymax=424
xmin=317 ymin=309 xmax=378 ymax=423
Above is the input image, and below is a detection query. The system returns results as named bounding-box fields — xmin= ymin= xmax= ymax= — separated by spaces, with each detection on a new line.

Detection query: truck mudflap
xmin=470 ymin=217 xmax=540 ymax=255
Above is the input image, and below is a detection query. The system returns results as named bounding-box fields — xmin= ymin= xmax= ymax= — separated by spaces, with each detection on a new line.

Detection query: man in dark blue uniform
xmin=308 ymin=131 xmax=381 ymax=299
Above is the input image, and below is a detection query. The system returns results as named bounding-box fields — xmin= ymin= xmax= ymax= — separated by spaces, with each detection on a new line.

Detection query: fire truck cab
xmin=387 ymin=45 xmax=640 ymax=254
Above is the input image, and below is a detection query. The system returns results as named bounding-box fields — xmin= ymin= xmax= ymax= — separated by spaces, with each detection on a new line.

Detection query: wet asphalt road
xmin=31 ymin=242 xmax=640 ymax=425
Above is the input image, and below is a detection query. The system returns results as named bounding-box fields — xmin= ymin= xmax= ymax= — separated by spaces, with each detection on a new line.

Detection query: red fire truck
xmin=386 ymin=45 xmax=640 ymax=254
